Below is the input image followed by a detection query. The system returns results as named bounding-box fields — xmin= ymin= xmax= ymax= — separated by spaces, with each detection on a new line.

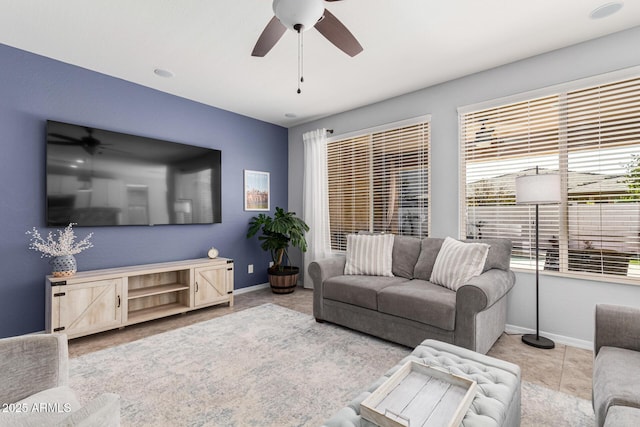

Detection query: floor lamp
xmin=515 ymin=168 xmax=561 ymax=349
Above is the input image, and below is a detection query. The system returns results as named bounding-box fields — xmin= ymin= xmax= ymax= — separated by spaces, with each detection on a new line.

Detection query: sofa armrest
xmin=455 ymin=269 xmax=515 ymax=352
xmin=595 ymin=304 xmax=640 ymax=356
xmin=460 ymin=268 xmax=516 ymax=311
xmin=309 ymin=255 xmax=346 ymax=320
xmin=63 ymin=392 xmax=121 ymax=427
xmin=0 ymin=334 xmax=69 ymax=405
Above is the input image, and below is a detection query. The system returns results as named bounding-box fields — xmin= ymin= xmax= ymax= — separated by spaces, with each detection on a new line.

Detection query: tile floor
xmin=68 ymin=286 xmax=593 ymax=401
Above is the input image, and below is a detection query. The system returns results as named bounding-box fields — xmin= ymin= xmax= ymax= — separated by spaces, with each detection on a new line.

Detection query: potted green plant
xmin=246 ymin=207 xmax=309 ymax=294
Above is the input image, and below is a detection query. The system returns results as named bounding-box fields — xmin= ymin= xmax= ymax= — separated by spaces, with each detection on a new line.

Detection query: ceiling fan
xmin=252 ymin=0 xmax=363 ymax=58
xmin=48 ymin=127 xmax=107 ymax=156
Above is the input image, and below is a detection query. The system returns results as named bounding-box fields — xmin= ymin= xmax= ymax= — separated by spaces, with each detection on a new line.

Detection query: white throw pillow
xmin=430 ymin=237 xmax=490 ymax=291
xmin=344 ymin=234 xmax=395 ymax=277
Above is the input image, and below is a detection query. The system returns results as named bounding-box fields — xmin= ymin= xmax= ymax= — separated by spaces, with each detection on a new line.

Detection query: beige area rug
xmin=69 ymin=304 xmax=594 ymax=426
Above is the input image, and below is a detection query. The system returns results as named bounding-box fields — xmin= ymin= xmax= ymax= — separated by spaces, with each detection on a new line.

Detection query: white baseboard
xmin=233 ymin=283 xmax=270 ymax=295
xmin=505 ymin=324 xmax=593 ymax=351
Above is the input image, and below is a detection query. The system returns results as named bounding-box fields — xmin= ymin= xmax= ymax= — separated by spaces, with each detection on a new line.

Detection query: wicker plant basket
xmin=268 ymin=266 xmax=299 ymax=294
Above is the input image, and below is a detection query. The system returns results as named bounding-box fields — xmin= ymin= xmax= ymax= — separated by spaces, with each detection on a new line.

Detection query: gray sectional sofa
xmin=593 ymin=304 xmax=640 ymax=426
xmin=309 ymin=236 xmax=515 ymax=354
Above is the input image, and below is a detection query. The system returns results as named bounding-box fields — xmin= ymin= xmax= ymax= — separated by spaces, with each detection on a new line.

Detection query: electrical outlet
xmin=248 ymin=264 xmax=253 ymax=274
xmin=269 ymin=261 xmax=274 ymax=268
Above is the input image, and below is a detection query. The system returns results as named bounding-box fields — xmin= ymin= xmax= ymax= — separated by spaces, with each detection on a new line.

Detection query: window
xmin=460 ymin=70 xmax=640 ymax=281
xmin=327 ymin=117 xmax=430 ymax=251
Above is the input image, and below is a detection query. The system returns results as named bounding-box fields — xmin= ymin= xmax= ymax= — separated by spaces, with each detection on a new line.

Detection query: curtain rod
xmin=326 ymin=129 xmax=333 ymax=134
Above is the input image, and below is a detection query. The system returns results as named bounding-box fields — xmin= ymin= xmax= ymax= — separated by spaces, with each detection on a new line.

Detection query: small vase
xmin=50 ymin=255 xmax=77 ymax=277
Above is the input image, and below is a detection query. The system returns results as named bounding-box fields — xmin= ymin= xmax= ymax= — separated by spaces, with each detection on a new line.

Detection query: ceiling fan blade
xmin=48 ymin=133 xmax=82 ymax=143
xmin=315 ymin=9 xmax=363 ymax=57
xmin=49 ymin=140 xmax=83 ymax=146
xmin=252 ymin=16 xmax=287 ymax=57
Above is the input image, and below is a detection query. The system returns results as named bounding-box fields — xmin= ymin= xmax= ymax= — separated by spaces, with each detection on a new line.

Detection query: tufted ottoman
xmin=322 ymin=339 xmax=521 ymax=427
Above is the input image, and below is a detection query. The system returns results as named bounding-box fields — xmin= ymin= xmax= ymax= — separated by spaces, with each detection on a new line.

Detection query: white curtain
xmin=302 ymin=129 xmax=331 ymax=288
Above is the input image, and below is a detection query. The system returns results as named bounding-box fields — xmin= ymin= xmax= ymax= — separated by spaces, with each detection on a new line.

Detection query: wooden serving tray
xmin=361 ymin=361 xmax=477 ymax=427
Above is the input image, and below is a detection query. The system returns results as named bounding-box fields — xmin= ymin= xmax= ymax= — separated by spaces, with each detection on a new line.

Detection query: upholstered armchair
xmin=0 ymin=333 xmax=120 ymax=426
xmin=593 ymin=304 xmax=640 ymax=427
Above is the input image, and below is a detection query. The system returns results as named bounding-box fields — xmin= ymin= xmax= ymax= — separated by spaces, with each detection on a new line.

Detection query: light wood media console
xmin=46 ymin=257 xmax=234 ymax=339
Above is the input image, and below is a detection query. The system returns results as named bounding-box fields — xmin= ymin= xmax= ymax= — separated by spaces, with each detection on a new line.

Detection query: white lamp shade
xmin=515 ymin=173 xmax=561 ymax=205
xmin=273 ymin=0 xmax=325 ymax=31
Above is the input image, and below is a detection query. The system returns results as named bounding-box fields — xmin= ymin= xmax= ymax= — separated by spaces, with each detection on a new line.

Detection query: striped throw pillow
xmin=430 ymin=237 xmax=490 ymax=291
xmin=344 ymin=234 xmax=395 ymax=277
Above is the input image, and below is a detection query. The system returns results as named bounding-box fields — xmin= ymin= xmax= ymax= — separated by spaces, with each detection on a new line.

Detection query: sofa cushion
xmin=413 ymin=238 xmax=444 ymax=280
xmin=392 ymin=235 xmax=422 ymax=279
xmin=0 ymin=409 xmax=70 ymax=426
xmin=604 ymin=405 xmax=640 ymax=427
xmin=17 ymin=385 xmax=82 ymax=411
xmin=377 ymin=280 xmax=457 ymax=330
xmin=344 ymin=233 xmax=394 ymax=277
xmin=593 ymin=346 xmax=640 ymax=427
xmin=323 ymin=275 xmax=409 ymax=310
xmin=0 ymin=385 xmax=81 ymax=425
xmin=466 ymin=238 xmax=513 ymax=272
xmin=430 ymin=237 xmax=490 ymax=291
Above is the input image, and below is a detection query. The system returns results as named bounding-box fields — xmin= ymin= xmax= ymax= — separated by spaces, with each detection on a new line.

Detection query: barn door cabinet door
xmin=194 ymin=263 xmax=234 ymax=307
xmin=49 ymin=278 xmax=123 ymax=338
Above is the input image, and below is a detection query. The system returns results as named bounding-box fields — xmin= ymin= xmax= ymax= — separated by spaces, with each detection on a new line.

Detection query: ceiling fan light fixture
xmin=273 ymin=0 xmax=324 ymax=32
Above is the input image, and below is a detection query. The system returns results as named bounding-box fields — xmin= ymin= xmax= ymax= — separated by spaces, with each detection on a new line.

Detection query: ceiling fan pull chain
xmin=297 ymin=26 xmax=303 ymax=94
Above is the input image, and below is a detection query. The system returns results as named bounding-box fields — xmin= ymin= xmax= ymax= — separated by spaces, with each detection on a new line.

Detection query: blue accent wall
xmin=0 ymin=43 xmax=287 ymax=338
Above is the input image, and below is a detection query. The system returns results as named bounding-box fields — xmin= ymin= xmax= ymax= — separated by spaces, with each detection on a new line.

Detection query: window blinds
xmin=327 ymin=119 xmax=430 ymax=251
xmin=460 ymin=75 xmax=640 ymax=280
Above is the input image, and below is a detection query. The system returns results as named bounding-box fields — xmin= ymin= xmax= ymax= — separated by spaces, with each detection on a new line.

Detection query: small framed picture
xmin=244 ymin=170 xmax=270 ymax=211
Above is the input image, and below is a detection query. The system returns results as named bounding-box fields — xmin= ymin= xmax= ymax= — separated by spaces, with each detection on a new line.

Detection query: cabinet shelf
xmin=127 ymin=303 xmax=189 ymax=324
xmin=127 ymin=283 xmax=189 ymax=300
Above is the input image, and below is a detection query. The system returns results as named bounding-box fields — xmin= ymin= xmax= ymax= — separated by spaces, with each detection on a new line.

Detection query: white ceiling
xmin=0 ymin=1 xmax=639 ymax=128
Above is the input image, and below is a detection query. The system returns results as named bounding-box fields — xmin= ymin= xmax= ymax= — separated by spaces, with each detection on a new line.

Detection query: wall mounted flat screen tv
xmin=46 ymin=120 xmax=221 ymax=226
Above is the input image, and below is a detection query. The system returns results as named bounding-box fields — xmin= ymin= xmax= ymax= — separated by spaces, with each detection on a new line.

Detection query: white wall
xmin=288 ymin=26 xmax=640 ymax=348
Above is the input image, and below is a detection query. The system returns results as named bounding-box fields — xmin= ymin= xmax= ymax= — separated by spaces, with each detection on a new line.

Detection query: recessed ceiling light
xmin=590 ymin=2 xmax=624 ymax=19
xmin=153 ymin=68 xmax=174 ymax=78
xmin=284 ymin=113 xmax=297 ymax=118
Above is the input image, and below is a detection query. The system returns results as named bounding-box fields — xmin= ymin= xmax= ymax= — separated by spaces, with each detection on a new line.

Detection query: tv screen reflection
xmin=46 ymin=120 xmax=222 ymax=226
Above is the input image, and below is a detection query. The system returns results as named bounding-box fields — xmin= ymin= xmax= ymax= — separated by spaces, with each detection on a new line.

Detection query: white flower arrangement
xmin=26 ymin=223 xmax=94 ymax=258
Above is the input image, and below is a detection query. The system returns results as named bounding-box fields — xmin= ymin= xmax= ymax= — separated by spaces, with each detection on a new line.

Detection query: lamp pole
xmin=521 ymin=166 xmax=555 ymax=349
